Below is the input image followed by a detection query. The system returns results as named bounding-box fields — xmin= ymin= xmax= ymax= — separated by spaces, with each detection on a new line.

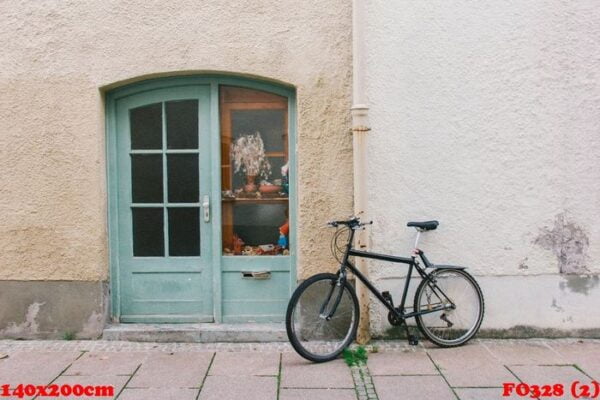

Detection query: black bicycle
xmin=285 ymin=216 xmax=485 ymax=362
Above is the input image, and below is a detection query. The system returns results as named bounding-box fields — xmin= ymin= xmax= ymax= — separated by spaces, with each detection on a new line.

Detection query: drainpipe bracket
xmin=350 ymin=126 xmax=371 ymax=133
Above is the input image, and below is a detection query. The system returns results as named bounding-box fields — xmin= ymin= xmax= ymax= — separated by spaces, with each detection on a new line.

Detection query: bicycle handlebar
xmin=326 ymin=217 xmax=373 ymax=229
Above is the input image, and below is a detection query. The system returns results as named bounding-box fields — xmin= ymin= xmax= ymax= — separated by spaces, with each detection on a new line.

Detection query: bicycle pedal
xmin=408 ymin=335 xmax=419 ymax=346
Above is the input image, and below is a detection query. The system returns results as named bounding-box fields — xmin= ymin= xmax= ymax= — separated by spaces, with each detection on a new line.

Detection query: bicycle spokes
xmin=415 ymin=269 xmax=483 ymax=345
xmin=286 ymin=274 xmax=359 ymax=362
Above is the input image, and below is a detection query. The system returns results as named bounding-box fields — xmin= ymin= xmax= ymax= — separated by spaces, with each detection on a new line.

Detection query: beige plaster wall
xmin=0 ymin=0 xmax=353 ymax=281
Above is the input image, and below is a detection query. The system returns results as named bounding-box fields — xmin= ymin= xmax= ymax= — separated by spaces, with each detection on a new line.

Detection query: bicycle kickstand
xmin=403 ymin=323 xmax=419 ymax=346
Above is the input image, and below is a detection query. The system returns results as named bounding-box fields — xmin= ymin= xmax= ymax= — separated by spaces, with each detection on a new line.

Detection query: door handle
xmin=202 ymin=195 xmax=210 ymax=222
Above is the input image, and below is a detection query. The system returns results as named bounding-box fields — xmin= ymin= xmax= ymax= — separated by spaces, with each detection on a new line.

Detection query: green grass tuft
xmin=342 ymin=345 xmax=368 ymax=366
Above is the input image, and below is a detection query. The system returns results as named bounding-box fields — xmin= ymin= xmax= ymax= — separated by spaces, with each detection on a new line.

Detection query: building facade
xmin=1 ymin=0 xmax=599 ymax=339
xmin=0 ymin=0 xmax=353 ymax=337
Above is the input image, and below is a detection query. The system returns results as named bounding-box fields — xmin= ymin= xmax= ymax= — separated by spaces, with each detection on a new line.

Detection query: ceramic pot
xmin=244 ymin=174 xmax=257 ymax=192
xmin=259 ymin=184 xmax=282 ymax=194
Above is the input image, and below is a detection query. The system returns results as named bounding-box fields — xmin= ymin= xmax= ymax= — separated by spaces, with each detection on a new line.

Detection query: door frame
xmin=105 ymin=75 xmax=297 ymax=322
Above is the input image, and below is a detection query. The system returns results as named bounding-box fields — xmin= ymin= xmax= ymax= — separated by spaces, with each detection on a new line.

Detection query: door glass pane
xmin=168 ymin=208 xmax=200 ymax=256
xmin=131 ymin=154 xmax=163 ymax=203
xmin=132 ymin=208 xmax=164 ymax=256
xmin=232 ymin=204 xmax=287 ymax=246
xmin=220 ymin=86 xmax=289 ymax=256
xmin=166 ymin=100 xmax=198 ymax=149
xmin=231 ymin=110 xmax=285 ymax=152
xmin=130 ymin=103 xmax=162 ymax=149
xmin=167 ymin=154 xmax=199 ymax=203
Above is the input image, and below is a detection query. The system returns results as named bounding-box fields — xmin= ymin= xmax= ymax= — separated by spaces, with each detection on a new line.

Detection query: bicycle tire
xmin=414 ymin=268 xmax=484 ymax=347
xmin=286 ymin=273 xmax=360 ymax=362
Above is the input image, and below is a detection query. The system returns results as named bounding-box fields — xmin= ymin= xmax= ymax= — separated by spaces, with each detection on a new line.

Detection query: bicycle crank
xmin=387 ymin=307 xmax=405 ymax=326
xmin=383 ymin=291 xmax=405 ymax=326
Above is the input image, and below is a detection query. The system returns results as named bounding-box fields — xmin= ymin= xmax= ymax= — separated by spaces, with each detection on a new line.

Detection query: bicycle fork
xmin=319 ymin=277 xmax=345 ymax=320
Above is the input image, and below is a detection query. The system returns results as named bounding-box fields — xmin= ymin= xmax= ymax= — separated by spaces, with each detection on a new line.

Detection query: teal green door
xmin=115 ymin=85 xmax=213 ymax=322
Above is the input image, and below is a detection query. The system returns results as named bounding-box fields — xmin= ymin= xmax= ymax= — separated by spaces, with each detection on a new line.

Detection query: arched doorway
xmin=106 ymin=76 xmax=296 ymax=323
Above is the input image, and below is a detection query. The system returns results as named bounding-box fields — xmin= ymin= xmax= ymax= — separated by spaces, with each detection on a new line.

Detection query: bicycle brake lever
xmin=360 ymin=221 xmax=373 ymax=229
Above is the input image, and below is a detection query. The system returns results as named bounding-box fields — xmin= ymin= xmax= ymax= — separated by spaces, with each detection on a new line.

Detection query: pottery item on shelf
xmin=259 ymin=244 xmax=275 ymax=252
xmin=241 ymin=245 xmax=254 ymax=256
xmin=233 ymin=234 xmax=245 ymax=255
xmin=244 ymin=174 xmax=258 ymax=192
xmin=259 ymin=184 xmax=283 ymax=194
xmin=256 ymin=245 xmax=282 ymax=255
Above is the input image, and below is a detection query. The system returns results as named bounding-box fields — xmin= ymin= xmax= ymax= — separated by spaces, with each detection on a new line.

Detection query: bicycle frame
xmin=332 ymin=227 xmax=456 ymax=321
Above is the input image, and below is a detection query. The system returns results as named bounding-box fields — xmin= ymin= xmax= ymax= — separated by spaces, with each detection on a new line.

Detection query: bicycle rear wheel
xmin=414 ymin=268 xmax=484 ymax=347
xmin=286 ymin=273 xmax=359 ymax=362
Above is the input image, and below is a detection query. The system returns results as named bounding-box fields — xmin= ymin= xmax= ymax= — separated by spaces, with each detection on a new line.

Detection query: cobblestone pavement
xmin=0 ymin=339 xmax=598 ymax=399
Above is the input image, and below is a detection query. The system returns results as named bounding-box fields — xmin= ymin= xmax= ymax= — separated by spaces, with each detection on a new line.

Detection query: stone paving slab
xmin=549 ymin=341 xmax=600 ymax=380
xmin=280 ymin=388 xmax=358 ymax=400
xmin=368 ymin=349 xmax=438 ymax=376
xmin=482 ymin=340 xmax=565 ymax=365
xmin=198 ymin=375 xmax=277 ymax=400
xmin=63 ymin=351 xmax=147 ymax=376
xmin=127 ymin=352 xmax=213 ymax=388
xmin=0 ymin=351 xmax=81 ymax=386
xmin=119 ymin=388 xmax=199 ymax=400
xmin=209 ymin=351 xmax=280 ymax=376
xmin=281 ymin=353 xmax=354 ymax=388
xmin=549 ymin=341 xmax=600 ymax=360
xmin=373 ymin=375 xmax=455 ymax=400
xmin=428 ymin=343 xmax=515 ymax=387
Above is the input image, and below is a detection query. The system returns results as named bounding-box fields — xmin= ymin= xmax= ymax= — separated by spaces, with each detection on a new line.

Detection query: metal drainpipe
xmin=352 ymin=0 xmax=371 ymax=344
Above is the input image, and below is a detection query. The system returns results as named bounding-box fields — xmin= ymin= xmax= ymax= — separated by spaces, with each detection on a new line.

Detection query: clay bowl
xmin=259 ymin=184 xmax=283 ymax=194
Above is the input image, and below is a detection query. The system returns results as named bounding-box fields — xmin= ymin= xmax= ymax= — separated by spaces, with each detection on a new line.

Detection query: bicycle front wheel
xmin=286 ymin=273 xmax=359 ymax=362
xmin=414 ymin=268 xmax=484 ymax=347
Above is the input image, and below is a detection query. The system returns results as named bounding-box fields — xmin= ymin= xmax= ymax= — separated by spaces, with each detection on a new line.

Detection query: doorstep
xmin=102 ymin=323 xmax=287 ymax=343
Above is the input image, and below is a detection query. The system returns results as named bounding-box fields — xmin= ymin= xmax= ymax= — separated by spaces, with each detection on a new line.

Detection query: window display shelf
xmin=222 ymin=197 xmax=288 ymax=204
xmin=220 ymin=85 xmax=290 ymax=255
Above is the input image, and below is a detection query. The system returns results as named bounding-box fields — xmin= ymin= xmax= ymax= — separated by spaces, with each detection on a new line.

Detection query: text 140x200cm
xmin=0 ymin=383 xmax=114 ymax=398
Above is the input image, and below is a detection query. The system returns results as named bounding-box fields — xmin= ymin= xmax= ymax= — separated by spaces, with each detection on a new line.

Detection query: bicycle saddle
xmin=407 ymin=220 xmax=439 ymax=231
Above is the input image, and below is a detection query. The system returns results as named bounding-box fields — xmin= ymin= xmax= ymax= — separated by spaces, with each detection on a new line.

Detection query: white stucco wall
xmin=365 ymin=0 xmax=600 ymax=335
xmin=0 ymin=0 xmax=353 ymax=281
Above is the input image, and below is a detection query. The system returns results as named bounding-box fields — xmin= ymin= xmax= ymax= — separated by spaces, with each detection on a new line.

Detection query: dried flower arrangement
xmin=230 ymin=132 xmax=271 ymax=191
